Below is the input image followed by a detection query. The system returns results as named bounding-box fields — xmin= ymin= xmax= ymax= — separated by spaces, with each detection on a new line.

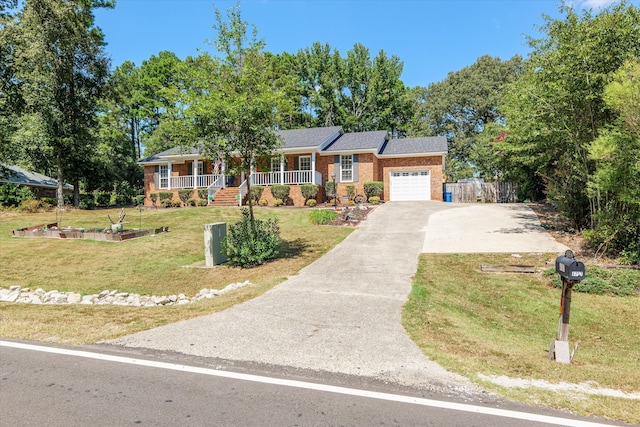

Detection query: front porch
xmin=159 ymin=170 xmax=323 ymax=190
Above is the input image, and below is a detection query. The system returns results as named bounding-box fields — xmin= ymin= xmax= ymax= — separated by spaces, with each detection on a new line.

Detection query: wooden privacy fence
xmin=443 ymin=182 xmax=518 ymax=203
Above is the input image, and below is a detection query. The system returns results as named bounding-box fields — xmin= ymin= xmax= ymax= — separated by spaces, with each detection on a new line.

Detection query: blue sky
xmin=93 ymin=0 xmax=634 ymax=88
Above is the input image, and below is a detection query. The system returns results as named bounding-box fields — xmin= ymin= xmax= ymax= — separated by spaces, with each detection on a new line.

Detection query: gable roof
xmin=0 ymin=164 xmax=73 ymax=189
xmin=378 ymin=136 xmax=448 ymax=157
xmin=322 ymin=130 xmax=388 ymax=153
xmin=277 ymin=126 xmax=343 ymax=150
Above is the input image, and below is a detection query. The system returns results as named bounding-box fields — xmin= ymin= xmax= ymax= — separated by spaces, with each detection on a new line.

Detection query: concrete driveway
xmin=107 ymin=202 xmax=566 ymax=391
xmin=422 ymin=203 xmax=569 ymax=254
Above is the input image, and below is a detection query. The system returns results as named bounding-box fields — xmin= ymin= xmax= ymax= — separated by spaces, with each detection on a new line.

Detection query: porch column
xmin=193 ymin=160 xmax=198 ymax=189
xmin=221 ymin=160 xmax=226 ymax=188
xmin=311 ymin=152 xmax=317 ymax=184
xmin=280 ymin=155 xmax=285 ymax=184
xmin=167 ymin=162 xmax=172 ymax=190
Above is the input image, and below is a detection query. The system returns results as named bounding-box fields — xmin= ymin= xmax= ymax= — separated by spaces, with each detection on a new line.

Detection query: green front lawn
xmin=0 ymin=206 xmax=352 ymax=343
xmin=404 ymin=253 xmax=640 ymax=424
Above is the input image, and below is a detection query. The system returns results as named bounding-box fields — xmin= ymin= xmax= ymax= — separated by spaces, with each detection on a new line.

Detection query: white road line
xmin=1 ymin=340 xmax=611 ymax=427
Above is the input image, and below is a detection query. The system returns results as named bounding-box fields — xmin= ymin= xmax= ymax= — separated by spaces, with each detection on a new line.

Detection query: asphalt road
xmin=0 ymin=340 xmax=619 ymax=427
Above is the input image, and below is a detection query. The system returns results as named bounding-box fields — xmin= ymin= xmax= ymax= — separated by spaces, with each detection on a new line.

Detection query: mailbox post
xmin=549 ymin=250 xmax=585 ymax=363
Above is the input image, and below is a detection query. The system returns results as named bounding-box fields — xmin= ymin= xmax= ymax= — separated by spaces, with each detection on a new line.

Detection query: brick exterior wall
xmin=379 ymin=156 xmax=444 ymax=201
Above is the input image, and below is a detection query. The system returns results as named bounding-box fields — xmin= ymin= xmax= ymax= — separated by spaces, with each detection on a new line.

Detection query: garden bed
xmin=12 ymin=222 xmax=168 ymax=242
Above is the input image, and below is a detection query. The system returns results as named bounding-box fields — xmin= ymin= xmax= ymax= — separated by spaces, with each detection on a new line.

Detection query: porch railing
xmin=167 ymin=174 xmax=224 ymax=190
xmin=251 ymin=170 xmax=318 ymax=186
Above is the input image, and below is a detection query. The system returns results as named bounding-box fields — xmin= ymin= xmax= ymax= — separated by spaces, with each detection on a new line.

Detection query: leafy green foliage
xmin=501 ymin=3 xmax=640 ymax=230
xmin=548 ymin=266 xmax=640 ymax=296
xmin=178 ymin=189 xmax=193 ymax=205
xmin=94 ymin=191 xmax=111 ymax=207
xmin=272 ymin=198 xmax=283 ymax=207
xmin=325 ymin=181 xmax=336 ymax=198
xmin=309 ymin=209 xmax=336 ymax=225
xmin=223 ymin=208 xmax=280 ymax=267
xmin=0 ymin=183 xmax=34 ymax=207
xmin=305 ymin=199 xmax=317 ymax=207
xmin=78 ymin=193 xmax=95 ymax=210
xmin=150 ymin=193 xmax=158 ymax=205
xmin=368 ymin=196 xmax=380 ymax=205
xmin=300 ymin=184 xmax=319 ymax=201
xmin=197 ymin=189 xmax=208 ymax=199
xmin=363 ymin=182 xmax=383 ymax=199
xmin=159 ymin=192 xmax=173 ymax=202
xmin=270 ymin=184 xmax=290 ymax=202
xmin=17 ymin=198 xmax=43 ymax=213
xmin=249 ymin=186 xmax=264 ymax=203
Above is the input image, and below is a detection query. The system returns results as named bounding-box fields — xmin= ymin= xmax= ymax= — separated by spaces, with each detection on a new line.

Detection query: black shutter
xmin=294 ymin=156 xmax=299 ymax=171
xmin=188 ymin=162 xmax=193 ymax=176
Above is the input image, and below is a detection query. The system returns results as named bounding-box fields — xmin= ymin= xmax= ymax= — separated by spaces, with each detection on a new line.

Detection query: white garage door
xmin=390 ymin=170 xmax=431 ymax=201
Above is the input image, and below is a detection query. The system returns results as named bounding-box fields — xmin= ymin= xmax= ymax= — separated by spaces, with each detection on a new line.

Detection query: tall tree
xmin=410 ymin=55 xmax=522 ymax=182
xmin=7 ymin=0 xmax=112 ymax=206
xmin=501 ymin=1 xmax=640 ymax=229
xmin=181 ymin=4 xmax=290 ymax=226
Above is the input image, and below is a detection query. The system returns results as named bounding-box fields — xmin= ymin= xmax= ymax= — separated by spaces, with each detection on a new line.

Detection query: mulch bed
xmin=322 ymin=204 xmax=375 ymax=227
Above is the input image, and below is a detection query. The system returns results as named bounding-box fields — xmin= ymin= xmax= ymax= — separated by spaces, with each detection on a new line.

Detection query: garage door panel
xmin=390 ymin=171 xmax=431 ymax=201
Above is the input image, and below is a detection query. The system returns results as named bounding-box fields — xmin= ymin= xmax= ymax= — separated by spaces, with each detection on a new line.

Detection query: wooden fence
xmin=443 ymin=182 xmax=518 ymax=203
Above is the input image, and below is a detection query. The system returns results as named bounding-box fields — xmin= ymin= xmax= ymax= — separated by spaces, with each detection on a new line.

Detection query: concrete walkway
xmin=108 ymin=202 xmax=471 ymax=390
xmin=108 ymin=202 xmax=567 ymax=390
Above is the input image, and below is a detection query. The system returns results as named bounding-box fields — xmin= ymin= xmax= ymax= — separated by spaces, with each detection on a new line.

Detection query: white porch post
xmin=311 ymin=152 xmax=317 ymax=184
xmin=167 ymin=162 xmax=172 ymax=190
xmin=193 ymin=160 xmax=198 ymax=189
xmin=221 ymin=160 xmax=226 ymax=188
xmin=280 ymin=155 xmax=285 ymax=184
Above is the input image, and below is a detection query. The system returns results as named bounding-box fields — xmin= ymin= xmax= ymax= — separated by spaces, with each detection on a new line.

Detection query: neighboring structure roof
xmin=0 ymin=164 xmax=73 ymax=189
xmin=378 ymin=136 xmax=448 ymax=156
xmin=277 ymin=126 xmax=343 ymax=150
xmin=322 ymin=130 xmax=388 ymax=153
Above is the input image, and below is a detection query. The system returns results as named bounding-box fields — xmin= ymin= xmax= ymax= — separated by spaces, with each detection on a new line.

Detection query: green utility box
xmin=204 ymin=222 xmax=227 ymax=266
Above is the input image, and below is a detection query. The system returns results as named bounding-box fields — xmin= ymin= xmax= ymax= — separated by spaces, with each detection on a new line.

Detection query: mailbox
xmin=555 ymin=256 xmax=585 ymax=281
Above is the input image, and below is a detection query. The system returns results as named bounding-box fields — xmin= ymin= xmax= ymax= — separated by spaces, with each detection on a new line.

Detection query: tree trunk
xmin=73 ymin=177 xmax=80 ymax=207
xmin=56 ymin=148 xmax=64 ymax=208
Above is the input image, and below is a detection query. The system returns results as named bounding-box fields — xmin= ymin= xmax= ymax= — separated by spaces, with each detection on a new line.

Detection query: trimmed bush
xmin=223 ymin=208 xmax=280 ymax=267
xmin=368 ymin=196 xmax=381 ymax=205
xmin=363 ymin=181 xmax=384 ymax=199
xmin=159 ymin=192 xmax=173 ymax=202
xmin=306 ymin=199 xmax=317 ymax=207
xmin=250 ymin=186 xmax=265 ymax=202
xmin=187 ymin=198 xmax=197 ymax=207
xmin=300 ymin=184 xmax=319 ymax=201
xmin=345 ymin=185 xmax=356 ymax=200
xmin=325 ymin=181 xmax=337 ymax=198
xmin=197 ymin=199 xmax=208 ymax=207
xmin=150 ymin=193 xmax=159 ymax=206
xmin=178 ymin=189 xmax=193 ymax=205
xmin=197 ymin=189 xmax=208 ymax=199
xmin=273 ymin=198 xmax=283 ymax=207
xmin=112 ymin=193 xmax=131 ymax=206
xmin=134 ymin=195 xmax=145 ymax=206
xmin=258 ymin=199 xmax=268 ymax=206
xmin=309 ymin=209 xmax=337 ymax=225
xmin=270 ymin=184 xmax=290 ymax=202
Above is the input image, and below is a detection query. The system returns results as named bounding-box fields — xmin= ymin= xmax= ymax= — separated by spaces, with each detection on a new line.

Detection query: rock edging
xmin=0 ymin=282 xmax=251 ymax=307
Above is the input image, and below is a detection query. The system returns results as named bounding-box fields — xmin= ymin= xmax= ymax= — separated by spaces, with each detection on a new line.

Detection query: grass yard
xmin=404 ymin=253 xmax=640 ymax=424
xmin=0 ymin=206 xmax=352 ymax=343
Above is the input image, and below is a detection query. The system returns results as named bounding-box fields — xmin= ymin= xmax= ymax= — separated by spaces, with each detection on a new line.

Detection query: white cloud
xmin=579 ymin=0 xmax=618 ymax=9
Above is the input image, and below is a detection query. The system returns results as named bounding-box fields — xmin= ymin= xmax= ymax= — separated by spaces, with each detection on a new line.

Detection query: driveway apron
xmin=108 ymin=202 xmax=471 ymax=389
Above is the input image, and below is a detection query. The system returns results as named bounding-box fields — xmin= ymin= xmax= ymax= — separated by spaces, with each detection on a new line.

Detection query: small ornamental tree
xmin=300 ymin=184 xmax=319 ymax=201
xmin=363 ymin=181 xmax=384 ymax=199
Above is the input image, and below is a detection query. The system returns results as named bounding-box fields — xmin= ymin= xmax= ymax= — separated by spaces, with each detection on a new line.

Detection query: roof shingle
xmin=379 ymin=136 xmax=448 ymax=156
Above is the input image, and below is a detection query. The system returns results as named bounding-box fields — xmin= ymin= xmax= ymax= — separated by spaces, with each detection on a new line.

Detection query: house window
xmin=299 ymin=156 xmax=311 ymax=171
xmin=271 ymin=157 xmax=282 ymax=172
xmin=340 ymin=155 xmax=353 ymax=182
xmin=195 ymin=161 xmax=204 ymax=175
xmin=159 ymin=165 xmax=169 ymax=189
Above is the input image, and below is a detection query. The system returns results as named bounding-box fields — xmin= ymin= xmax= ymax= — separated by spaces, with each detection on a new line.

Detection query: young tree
xmin=7 ymin=0 xmax=111 ymax=207
xmin=182 ymin=5 xmax=290 ymax=227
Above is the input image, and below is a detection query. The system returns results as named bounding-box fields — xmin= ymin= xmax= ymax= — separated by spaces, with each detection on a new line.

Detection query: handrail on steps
xmin=238 ymin=180 xmax=248 ymax=207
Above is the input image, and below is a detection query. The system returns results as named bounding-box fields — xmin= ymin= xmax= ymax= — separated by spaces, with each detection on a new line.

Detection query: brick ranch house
xmin=138 ymin=126 xmax=448 ymax=207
